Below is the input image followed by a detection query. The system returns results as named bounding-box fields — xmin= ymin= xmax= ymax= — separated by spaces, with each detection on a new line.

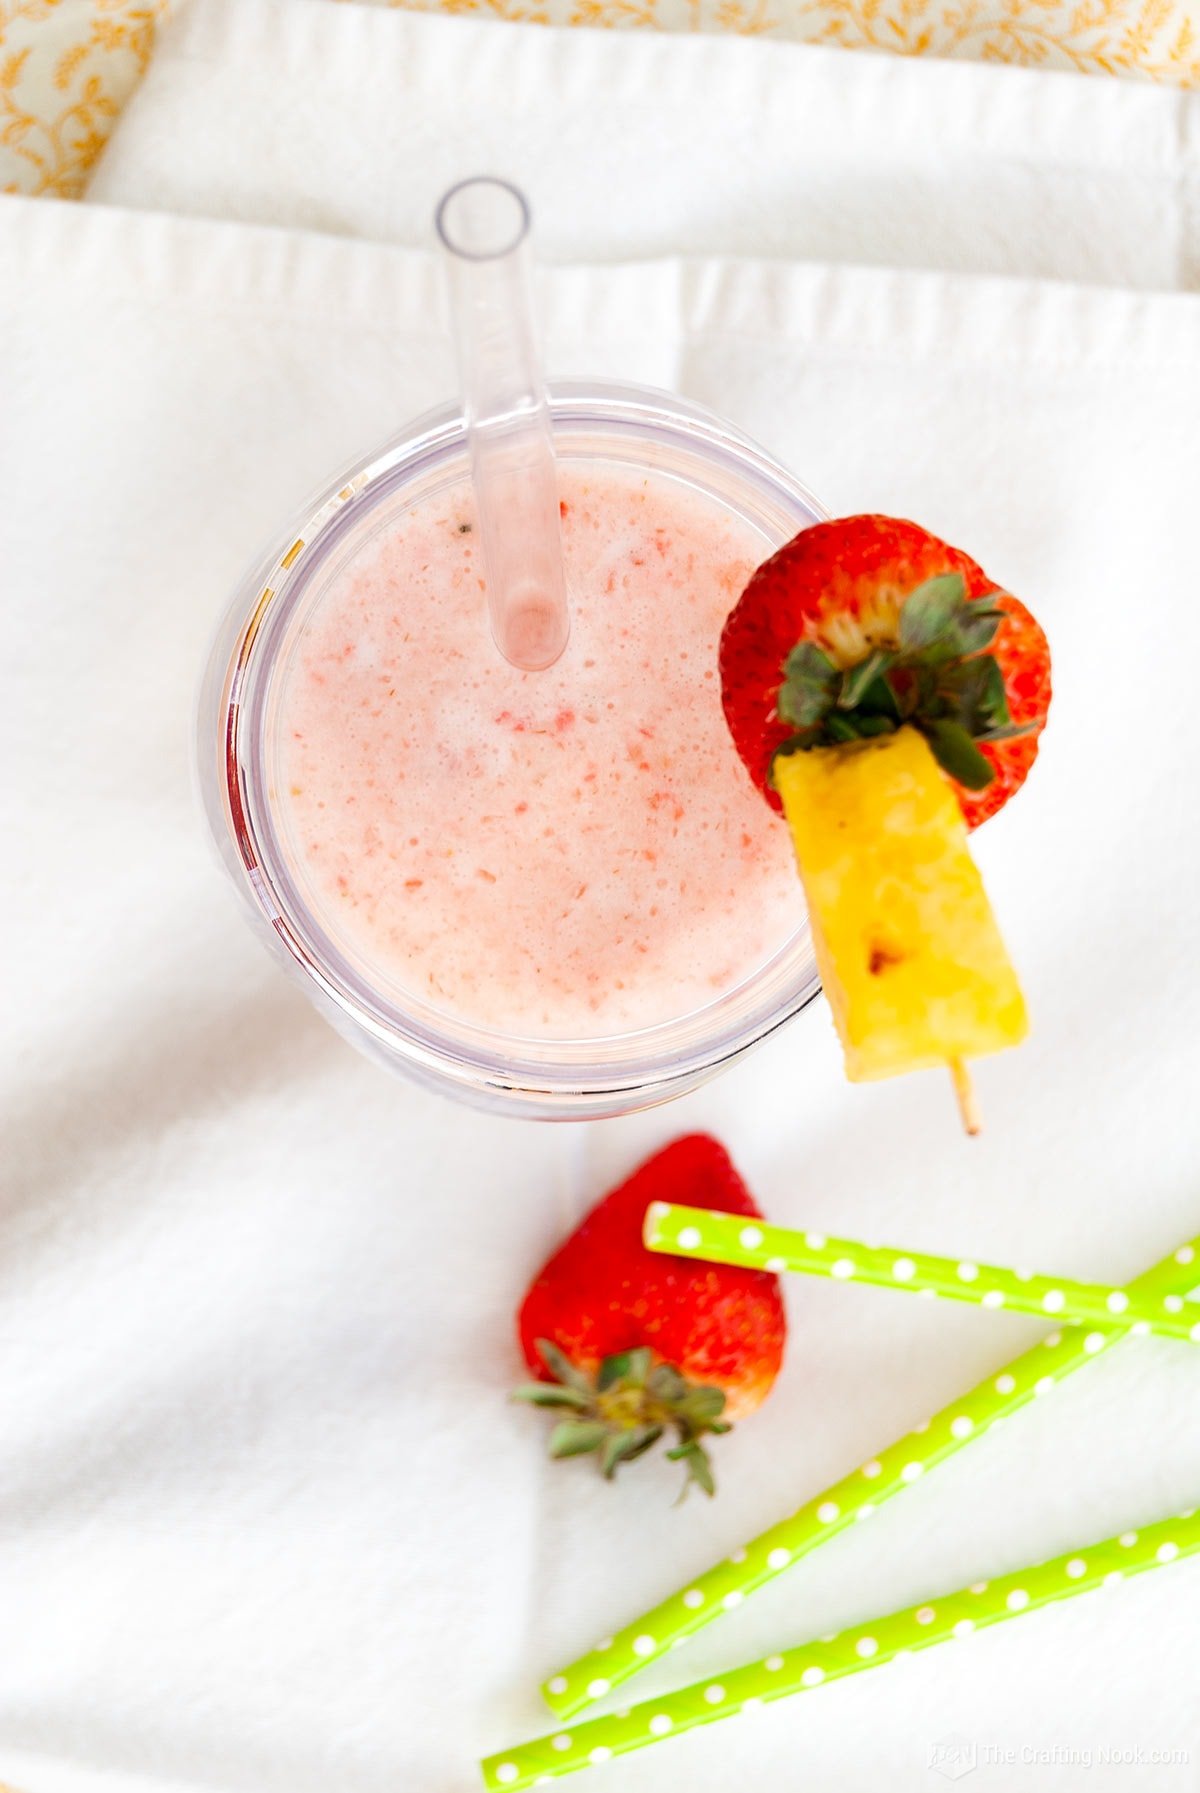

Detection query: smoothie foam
xmin=269 ymin=463 xmax=799 ymax=1038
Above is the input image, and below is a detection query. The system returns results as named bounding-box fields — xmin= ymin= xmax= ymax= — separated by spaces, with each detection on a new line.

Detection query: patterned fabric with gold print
xmin=2 ymin=0 xmax=1199 ymax=201
xmin=1 ymin=2 xmax=164 ymax=197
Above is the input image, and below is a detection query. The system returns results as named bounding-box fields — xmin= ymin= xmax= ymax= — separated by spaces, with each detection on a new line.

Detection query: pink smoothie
xmin=269 ymin=464 xmax=799 ymax=1038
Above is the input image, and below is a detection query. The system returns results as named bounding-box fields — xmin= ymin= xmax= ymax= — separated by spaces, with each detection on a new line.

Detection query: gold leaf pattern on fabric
xmin=0 ymin=0 xmax=165 ymax=198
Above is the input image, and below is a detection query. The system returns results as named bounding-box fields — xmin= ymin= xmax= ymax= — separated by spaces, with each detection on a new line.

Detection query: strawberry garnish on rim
xmin=719 ymin=515 xmax=1051 ymax=829
xmin=513 ymin=1135 xmax=785 ymax=1497
xmin=717 ymin=515 xmax=1052 ymax=1133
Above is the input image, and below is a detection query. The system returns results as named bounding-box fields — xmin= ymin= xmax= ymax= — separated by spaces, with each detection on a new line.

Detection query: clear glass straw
xmin=435 ymin=177 xmax=570 ymax=672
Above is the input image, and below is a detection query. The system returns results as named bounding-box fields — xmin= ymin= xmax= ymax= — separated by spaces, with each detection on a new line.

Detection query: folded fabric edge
xmin=149 ymin=0 xmax=1190 ymax=180
xmin=2 ymin=192 xmax=1198 ymax=375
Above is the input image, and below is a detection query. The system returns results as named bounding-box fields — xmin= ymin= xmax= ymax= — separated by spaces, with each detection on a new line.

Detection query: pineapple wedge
xmin=773 ymin=725 xmax=1027 ymax=1082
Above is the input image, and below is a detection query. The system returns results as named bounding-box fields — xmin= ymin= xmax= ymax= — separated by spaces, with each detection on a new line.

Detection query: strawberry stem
xmin=512 ymin=1339 xmax=731 ymax=1498
xmin=773 ymin=572 xmax=1033 ymax=790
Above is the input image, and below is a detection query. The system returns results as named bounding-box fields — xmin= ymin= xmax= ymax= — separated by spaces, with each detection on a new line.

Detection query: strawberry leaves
xmin=548 ymin=1421 xmax=609 ymax=1457
xmin=512 ymin=1339 xmax=731 ymax=1497
xmin=778 ymin=641 xmax=839 ymax=728
xmin=922 ymin=721 xmax=995 ymax=791
xmin=773 ymin=573 xmax=1031 ymax=790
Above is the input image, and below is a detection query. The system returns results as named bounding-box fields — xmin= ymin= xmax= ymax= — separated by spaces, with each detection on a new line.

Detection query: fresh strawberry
xmin=719 ymin=515 xmax=1051 ymax=829
xmin=514 ymin=1134 xmax=785 ymax=1496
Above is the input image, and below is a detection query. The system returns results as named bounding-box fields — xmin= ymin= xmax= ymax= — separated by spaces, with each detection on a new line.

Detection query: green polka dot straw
xmin=542 ymin=1231 xmax=1200 ymax=1720
xmin=482 ymin=1509 xmax=1200 ymax=1790
xmin=644 ymin=1203 xmax=1200 ymax=1341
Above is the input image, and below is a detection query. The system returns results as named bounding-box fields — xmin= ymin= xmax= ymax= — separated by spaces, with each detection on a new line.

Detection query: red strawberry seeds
xmin=515 ymin=1135 xmax=786 ymax=1493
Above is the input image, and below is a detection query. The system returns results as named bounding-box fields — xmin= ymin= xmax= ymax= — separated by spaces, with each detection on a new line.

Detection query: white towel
xmin=89 ymin=0 xmax=1200 ymax=291
xmin=4 ymin=5 xmax=1200 ymax=1793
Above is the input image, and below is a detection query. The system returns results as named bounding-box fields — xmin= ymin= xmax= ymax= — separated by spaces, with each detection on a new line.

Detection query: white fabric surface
xmin=89 ymin=0 xmax=1200 ymax=291
xmin=5 ymin=5 xmax=1200 ymax=1793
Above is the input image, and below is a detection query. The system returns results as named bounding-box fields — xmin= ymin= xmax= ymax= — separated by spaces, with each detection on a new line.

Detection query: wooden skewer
xmin=950 ymin=1057 xmax=982 ymax=1136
